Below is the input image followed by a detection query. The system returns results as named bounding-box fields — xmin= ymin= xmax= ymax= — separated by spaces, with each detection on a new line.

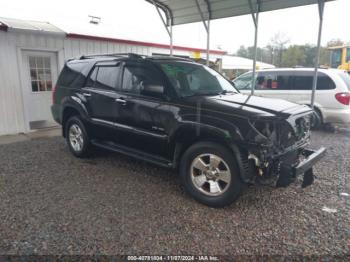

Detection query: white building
xmin=0 ymin=17 xmax=226 ymax=136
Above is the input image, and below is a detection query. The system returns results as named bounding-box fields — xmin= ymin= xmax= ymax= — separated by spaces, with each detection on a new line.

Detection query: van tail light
xmin=335 ymin=92 xmax=350 ymax=106
xmin=52 ymin=85 xmax=57 ymax=104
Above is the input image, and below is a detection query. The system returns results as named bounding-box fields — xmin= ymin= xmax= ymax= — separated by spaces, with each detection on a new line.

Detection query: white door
xmin=22 ymin=51 xmax=58 ymax=130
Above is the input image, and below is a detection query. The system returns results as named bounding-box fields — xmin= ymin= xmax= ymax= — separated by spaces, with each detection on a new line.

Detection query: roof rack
xmin=148 ymin=55 xmax=194 ymax=62
xmin=79 ymin=53 xmax=145 ymax=60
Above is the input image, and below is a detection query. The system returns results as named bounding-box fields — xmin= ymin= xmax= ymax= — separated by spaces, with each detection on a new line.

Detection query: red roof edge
xmin=0 ymin=23 xmax=8 ymax=32
xmin=66 ymin=33 xmax=226 ymax=55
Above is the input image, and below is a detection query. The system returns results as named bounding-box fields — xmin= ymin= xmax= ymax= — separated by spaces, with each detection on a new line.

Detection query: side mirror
xmin=141 ymin=84 xmax=165 ymax=97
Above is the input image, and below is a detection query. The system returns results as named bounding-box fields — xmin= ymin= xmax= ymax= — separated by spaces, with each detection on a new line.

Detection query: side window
xmin=293 ymin=72 xmax=335 ymax=90
xmin=94 ymin=66 xmax=120 ymax=90
xmin=122 ymin=63 xmax=163 ymax=97
xmin=256 ymin=72 xmax=278 ymax=90
xmin=294 ymin=75 xmax=313 ymax=90
xmin=275 ymin=73 xmax=292 ymax=90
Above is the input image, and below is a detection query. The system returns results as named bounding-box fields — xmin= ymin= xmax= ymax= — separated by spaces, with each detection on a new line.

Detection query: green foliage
xmin=234 ymin=43 xmax=333 ymax=68
xmin=281 ymin=45 xmax=306 ymax=67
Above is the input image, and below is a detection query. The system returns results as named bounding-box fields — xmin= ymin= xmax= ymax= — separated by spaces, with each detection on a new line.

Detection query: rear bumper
xmin=322 ymin=108 xmax=350 ymax=124
xmin=51 ymin=105 xmax=61 ymax=124
xmin=293 ymin=147 xmax=327 ymax=176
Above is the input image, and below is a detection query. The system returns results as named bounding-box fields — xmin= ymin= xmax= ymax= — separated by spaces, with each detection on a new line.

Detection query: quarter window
xmin=29 ymin=56 xmax=52 ymax=92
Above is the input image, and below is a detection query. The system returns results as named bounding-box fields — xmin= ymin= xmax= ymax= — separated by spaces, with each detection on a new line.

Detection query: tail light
xmin=52 ymin=85 xmax=57 ymax=104
xmin=335 ymin=92 xmax=350 ymax=105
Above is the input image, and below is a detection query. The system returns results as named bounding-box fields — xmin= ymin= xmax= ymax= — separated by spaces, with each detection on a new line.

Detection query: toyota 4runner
xmin=51 ymin=53 xmax=326 ymax=207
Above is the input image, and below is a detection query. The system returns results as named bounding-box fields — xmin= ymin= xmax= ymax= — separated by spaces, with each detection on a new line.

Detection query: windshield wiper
xmin=183 ymin=92 xmax=221 ymax=98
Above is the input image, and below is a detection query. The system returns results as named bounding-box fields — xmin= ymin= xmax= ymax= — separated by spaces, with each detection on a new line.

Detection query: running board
xmin=91 ymin=140 xmax=173 ymax=168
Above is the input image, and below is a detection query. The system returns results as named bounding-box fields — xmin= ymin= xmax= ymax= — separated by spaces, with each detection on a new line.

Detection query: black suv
xmin=52 ymin=53 xmax=325 ymax=207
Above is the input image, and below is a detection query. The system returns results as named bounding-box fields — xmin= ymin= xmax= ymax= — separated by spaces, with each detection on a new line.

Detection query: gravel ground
xmin=0 ymin=129 xmax=349 ymax=256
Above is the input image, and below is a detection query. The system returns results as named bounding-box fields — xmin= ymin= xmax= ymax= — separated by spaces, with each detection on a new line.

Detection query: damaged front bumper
xmin=276 ymin=147 xmax=326 ymax=188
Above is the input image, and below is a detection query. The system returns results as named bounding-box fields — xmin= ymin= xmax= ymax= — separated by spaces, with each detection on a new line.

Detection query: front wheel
xmin=179 ymin=142 xmax=244 ymax=207
xmin=65 ymin=116 xmax=91 ymax=157
xmin=311 ymin=108 xmax=322 ymax=129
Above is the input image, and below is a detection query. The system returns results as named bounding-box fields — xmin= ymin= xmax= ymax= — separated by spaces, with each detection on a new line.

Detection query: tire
xmin=323 ymin=123 xmax=335 ymax=133
xmin=311 ymin=108 xmax=322 ymax=130
xmin=65 ymin=116 xmax=91 ymax=158
xmin=179 ymin=142 xmax=244 ymax=208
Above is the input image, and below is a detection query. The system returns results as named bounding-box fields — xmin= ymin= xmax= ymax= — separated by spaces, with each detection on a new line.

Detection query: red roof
xmin=67 ymin=33 xmax=226 ymax=55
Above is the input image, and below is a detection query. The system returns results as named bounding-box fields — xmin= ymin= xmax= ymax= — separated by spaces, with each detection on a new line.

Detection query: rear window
xmin=56 ymin=61 xmax=89 ymax=88
xmin=337 ymin=71 xmax=350 ymax=90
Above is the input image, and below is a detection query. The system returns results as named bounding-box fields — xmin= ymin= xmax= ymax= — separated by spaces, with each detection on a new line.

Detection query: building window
xmin=29 ymin=56 xmax=52 ymax=92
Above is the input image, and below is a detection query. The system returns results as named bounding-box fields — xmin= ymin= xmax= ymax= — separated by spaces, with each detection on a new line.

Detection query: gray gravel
xmin=0 ymin=129 xmax=349 ymax=256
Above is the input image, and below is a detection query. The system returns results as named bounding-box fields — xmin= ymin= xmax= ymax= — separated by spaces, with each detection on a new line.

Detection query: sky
xmin=0 ymin=0 xmax=349 ymax=53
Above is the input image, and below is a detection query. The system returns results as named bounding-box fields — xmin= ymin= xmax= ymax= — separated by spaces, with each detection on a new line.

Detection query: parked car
xmin=51 ymin=54 xmax=325 ymax=207
xmin=233 ymin=68 xmax=350 ymax=128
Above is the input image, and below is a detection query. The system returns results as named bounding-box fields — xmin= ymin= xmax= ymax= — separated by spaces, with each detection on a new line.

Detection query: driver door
xmin=114 ymin=61 xmax=170 ymax=156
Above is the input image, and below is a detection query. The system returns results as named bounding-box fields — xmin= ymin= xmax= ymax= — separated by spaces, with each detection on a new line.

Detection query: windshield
xmin=337 ymin=71 xmax=350 ymax=90
xmin=233 ymin=72 xmax=254 ymax=90
xmin=159 ymin=61 xmax=237 ymax=97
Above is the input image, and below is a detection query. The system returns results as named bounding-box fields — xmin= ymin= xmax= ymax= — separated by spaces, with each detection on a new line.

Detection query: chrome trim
xmin=91 ymin=118 xmax=167 ymax=139
xmin=91 ymin=118 xmax=115 ymax=127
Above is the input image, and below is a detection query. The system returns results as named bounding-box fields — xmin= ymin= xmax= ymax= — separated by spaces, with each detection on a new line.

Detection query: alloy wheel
xmin=190 ymin=154 xmax=231 ymax=196
xmin=69 ymin=124 xmax=84 ymax=152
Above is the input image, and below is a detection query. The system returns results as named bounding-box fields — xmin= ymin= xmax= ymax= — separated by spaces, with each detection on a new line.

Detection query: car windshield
xmin=337 ymin=71 xmax=350 ymax=90
xmin=233 ymin=72 xmax=254 ymax=90
xmin=159 ymin=61 xmax=237 ymax=97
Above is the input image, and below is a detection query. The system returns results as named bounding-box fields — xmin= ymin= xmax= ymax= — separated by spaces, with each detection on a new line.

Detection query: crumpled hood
xmin=199 ymin=93 xmax=313 ymax=119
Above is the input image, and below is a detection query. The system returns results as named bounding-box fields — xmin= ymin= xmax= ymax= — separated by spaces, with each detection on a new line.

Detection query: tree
xmin=281 ymin=45 xmax=306 ymax=67
xmin=236 ymin=45 xmax=249 ymax=58
xmin=327 ymin=39 xmax=344 ymax=47
xmin=268 ymin=32 xmax=290 ymax=67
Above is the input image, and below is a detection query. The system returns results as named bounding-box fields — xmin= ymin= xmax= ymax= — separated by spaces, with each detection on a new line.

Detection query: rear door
xmin=82 ymin=62 xmax=122 ymax=140
xmin=290 ymin=71 xmax=337 ymax=107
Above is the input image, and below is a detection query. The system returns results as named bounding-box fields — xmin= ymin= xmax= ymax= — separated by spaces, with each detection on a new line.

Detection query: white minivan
xmin=233 ymin=68 xmax=350 ymax=127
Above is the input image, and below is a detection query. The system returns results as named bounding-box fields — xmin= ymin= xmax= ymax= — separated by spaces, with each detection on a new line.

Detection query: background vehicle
xmin=52 ymin=54 xmax=325 ymax=207
xmin=329 ymin=45 xmax=350 ymax=73
xmin=233 ymin=68 xmax=350 ymax=128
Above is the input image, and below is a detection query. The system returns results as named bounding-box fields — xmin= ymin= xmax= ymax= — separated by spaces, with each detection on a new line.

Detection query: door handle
xmin=83 ymin=93 xmax=91 ymax=97
xmin=115 ymin=98 xmax=127 ymax=105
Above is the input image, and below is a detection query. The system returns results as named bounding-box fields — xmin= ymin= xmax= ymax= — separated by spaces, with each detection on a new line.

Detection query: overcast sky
xmin=0 ymin=0 xmax=349 ymax=53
